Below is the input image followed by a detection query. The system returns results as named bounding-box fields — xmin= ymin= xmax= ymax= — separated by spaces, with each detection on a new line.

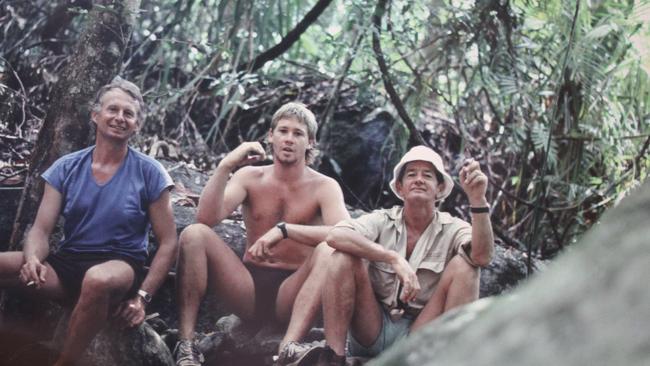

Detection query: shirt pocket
xmin=369 ymin=262 xmax=398 ymax=307
xmin=414 ymin=257 xmax=446 ymax=308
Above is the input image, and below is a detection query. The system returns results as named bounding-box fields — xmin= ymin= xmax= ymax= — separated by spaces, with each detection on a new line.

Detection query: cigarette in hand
xmin=26 ymin=281 xmax=36 ymax=287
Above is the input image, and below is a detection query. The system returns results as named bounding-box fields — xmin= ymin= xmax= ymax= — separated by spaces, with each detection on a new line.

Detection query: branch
xmin=371 ymin=0 xmax=425 ymax=147
xmin=239 ymin=0 xmax=334 ymax=72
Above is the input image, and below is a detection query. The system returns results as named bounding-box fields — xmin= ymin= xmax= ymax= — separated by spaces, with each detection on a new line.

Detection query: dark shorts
xmin=45 ymin=250 xmax=145 ymax=300
xmin=244 ymin=263 xmax=294 ymax=322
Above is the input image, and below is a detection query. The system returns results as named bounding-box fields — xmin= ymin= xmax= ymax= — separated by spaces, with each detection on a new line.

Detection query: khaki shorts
xmin=347 ymin=306 xmax=413 ymax=357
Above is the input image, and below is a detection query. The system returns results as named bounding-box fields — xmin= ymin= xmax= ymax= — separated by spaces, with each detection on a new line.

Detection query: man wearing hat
xmin=305 ymin=145 xmax=494 ymax=365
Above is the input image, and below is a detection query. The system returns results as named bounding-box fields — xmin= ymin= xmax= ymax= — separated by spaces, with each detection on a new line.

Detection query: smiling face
xmin=396 ymin=160 xmax=445 ymax=203
xmin=91 ymin=88 xmax=140 ymax=143
xmin=268 ymin=117 xmax=312 ymax=165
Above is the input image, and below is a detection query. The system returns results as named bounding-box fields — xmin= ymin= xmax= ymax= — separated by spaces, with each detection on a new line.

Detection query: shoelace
xmin=175 ymin=341 xmax=204 ymax=364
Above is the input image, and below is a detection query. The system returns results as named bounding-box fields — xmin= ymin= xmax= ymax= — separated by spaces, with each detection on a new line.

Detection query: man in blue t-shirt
xmin=0 ymin=77 xmax=178 ymax=366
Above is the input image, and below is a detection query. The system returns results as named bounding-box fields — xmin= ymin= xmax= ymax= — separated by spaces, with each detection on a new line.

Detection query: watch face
xmin=138 ymin=290 xmax=152 ymax=303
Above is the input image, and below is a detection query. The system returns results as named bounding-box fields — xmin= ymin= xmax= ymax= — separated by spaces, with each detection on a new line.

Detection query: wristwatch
xmin=276 ymin=222 xmax=288 ymax=239
xmin=137 ymin=289 xmax=152 ymax=304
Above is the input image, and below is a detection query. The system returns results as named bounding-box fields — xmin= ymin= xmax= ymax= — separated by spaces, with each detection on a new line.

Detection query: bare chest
xmin=244 ymin=182 xmax=322 ymax=226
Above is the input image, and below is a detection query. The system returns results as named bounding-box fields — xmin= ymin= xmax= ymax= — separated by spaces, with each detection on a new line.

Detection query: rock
xmin=320 ymin=109 xmax=408 ymax=208
xmin=79 ymin=322 xmax=174 ymax=366
xmin=49 ymin=311 xmax=174 ymax=366
xmin=194 ymin=314 xmax=327 ymax=366
xmin=480 ymin=244 xmax=545 ymax=297
xmin=371 ymin=179 xmax=650 ymax=366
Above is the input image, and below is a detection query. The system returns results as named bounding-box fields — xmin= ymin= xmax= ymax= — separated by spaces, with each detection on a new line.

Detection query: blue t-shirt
xmin=42 ymin=146 xmax=174 ymax=261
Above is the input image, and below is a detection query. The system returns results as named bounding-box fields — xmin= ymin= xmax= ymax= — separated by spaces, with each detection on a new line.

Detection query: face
xmin=91 ymin=88 xmax=140 ymax=142
xmin=396 ymin=161 xmax=444 ymax=203
xmin=268 ymin=117 xmax=312 ymax=165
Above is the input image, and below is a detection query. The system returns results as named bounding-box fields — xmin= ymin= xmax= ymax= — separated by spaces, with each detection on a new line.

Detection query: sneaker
xmin=173 ymin=339 xmax=204 ymax=366
xmin=276 ymin=340 xmax=325 ymax=365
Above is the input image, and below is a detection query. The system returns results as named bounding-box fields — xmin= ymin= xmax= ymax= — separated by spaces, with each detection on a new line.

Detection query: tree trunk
xmin=9 ymin=0 xmax=142 ymax=250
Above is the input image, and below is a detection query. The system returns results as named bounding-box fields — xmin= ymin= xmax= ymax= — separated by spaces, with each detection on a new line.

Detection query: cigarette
xmin=26 ymin=280 xmax=36 ymax=287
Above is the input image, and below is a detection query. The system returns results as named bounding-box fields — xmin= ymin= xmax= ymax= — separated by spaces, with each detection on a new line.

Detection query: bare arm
xmin=326 ymin=226 xmax=420 ymax=302
xmin=460 ymin=158 xmax=495 ymax=267
xmin=119 ymin=189 xmax=177 ymax=326
xmin=19 ymin=184 xmax=62 ymax=287
xmin=196 ymin=142 xmax=265 ymax=226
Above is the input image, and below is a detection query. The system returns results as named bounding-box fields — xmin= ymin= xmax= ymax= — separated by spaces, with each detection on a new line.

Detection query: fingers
xmin=399 ymin=274 xmax=421 ymax=303
xmin=460 ymin=157 xmax=487 ymax=192
xmin=117 ymin=300 xmax=145 ymax=328
xmin=394 ymin=258 xmax=420 ymax=303
xmin=464 ymin=169 xmax=486 ymax=186
xmin=19 ymin=262 xmax=46 ymax=288
xmin=236 ymin=142 xmax=266 ymax=165
xmin=248 ymin=241 xmax=273 ymax=262
xmin=38 ymin=264 xmax=47 ymax=283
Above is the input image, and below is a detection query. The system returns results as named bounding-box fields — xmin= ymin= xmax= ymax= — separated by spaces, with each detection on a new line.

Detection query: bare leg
xmin=277 ymin=242 xmax=332 ymax=349
xmin=54 ymin=260 xmax=135 ymax=366
xmin=0 ymin=251 xmax=67 ymax=300
xmin=410 ymin=255 xmax=479 ymax=332
xmin=323 ymin=251 xmax=382 ymax=356
xmin=176 ymin=224 xmax=255 ymax=340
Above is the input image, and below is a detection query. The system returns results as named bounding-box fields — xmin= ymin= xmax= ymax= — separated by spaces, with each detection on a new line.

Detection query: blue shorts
xmin=347 ymin=306 xmax=413 ymax=357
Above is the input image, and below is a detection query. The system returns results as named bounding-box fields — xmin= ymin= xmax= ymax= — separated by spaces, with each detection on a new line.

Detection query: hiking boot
xmin=276 ymin=340 xmax=325 ymax=365
xmin=173 ymin=339 xmax=204 ymax=366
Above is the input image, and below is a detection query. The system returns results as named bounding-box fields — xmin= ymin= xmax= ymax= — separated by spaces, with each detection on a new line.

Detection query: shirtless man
xmin=174 ymin=102 xmax=349 ymax=365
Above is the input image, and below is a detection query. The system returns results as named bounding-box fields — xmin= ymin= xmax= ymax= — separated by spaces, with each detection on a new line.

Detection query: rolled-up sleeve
xmin=335 ymin=211 xmax=386 ymax=242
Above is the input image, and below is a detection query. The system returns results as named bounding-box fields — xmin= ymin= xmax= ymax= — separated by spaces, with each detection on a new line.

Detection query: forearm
xmin=285 ymin=224 xmax=332 ymax=247
xmin=23 ymin=228 xmax=50 ymax=262
xmin=469 ymin=212 xmax=494 ymax=267
xmin=196 ymin=163 xmax=232 ymax=225
xmin=326 ymin=227 xmax=396 ymax=263
xmin=138 ymin=238 xmax=177 ymax=296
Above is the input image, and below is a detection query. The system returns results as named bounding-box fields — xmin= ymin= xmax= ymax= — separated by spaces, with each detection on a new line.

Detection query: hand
xmin=248 ymin=226 xmax=283 ymax=262
xmin=389 ymin=253 xmax=420 ymax=303
xmin=220 ymin=142 xmax=266 ymax=171
xmin=115 ymin=296 xmax=146 ymax=328
xmin=19 ymin=257 xmax=47 ymax=289
xmin=459 ymin=158 xmax=488 ymax=205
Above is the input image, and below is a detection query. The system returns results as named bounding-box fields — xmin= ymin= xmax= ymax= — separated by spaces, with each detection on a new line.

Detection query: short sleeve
xmin=145 ymin=160 xmax=174 ymax=203
xmin=41 ymin=157 xmax=68 ymax=193
xmin=335 ymin=211 xmax=386 ymax=242
xmin=452 ymin=223 xmax=477 ymax=267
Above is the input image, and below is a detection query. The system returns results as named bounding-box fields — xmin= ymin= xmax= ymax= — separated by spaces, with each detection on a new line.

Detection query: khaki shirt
xmin=336 ymin=206 xmax=476 ymax=314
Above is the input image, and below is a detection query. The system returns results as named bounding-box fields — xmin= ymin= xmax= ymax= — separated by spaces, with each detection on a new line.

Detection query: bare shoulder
xmin=231 ymin=165 xmax=266 ymax=184
xmin=307 ymin=168 xmax=343 ymax=194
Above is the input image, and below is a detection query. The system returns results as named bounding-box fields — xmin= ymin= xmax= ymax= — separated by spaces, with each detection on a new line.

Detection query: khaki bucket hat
xmin=389 ymin=146 xmax=454 ymax=201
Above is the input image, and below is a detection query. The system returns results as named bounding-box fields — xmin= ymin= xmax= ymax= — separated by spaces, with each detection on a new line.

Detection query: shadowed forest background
xmin=1 ymin=0 xmax=649 ymax=267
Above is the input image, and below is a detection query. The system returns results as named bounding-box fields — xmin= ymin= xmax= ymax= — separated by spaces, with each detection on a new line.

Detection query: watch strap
xmin=276 ymin=222 xmax=288 ymax=239
xmin=470 ymin=206 xmax=490 ymax=214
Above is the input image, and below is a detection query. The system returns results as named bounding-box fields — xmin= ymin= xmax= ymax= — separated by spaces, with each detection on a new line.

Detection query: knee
xmin=311 ymin=242 xmax=334 ymax=265
xmin=328 ymin=250 xmax=362 ymax=278
xmin=179 ymin=223 xmax=212 ymax=252
xmin=447 ymin=255 xmax=479 ymax=284
xmin=80 ymin=267 xmax=126 ymax=300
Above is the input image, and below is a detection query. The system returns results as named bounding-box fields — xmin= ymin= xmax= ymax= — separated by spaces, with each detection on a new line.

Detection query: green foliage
xmin=1 ymin=0 xmax=648 ymax=258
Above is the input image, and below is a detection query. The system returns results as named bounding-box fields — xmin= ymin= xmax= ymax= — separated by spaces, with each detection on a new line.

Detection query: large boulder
xmin=371 ymin=179 xmax=650 ymax=366
xmin=319 ymin=109 xmax=408 ymax=208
